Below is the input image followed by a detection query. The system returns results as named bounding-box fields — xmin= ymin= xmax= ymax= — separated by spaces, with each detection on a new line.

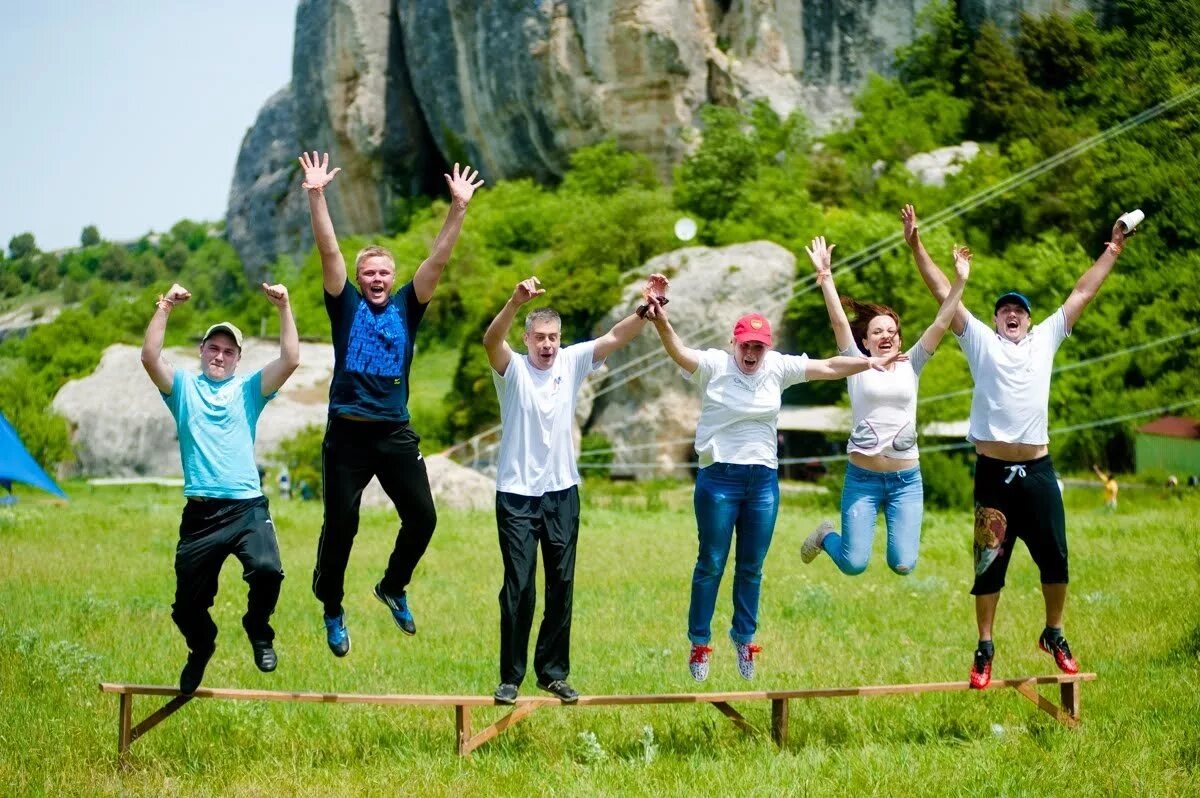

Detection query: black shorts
xmin=971 ymin=454 xmax=1067 ymax=595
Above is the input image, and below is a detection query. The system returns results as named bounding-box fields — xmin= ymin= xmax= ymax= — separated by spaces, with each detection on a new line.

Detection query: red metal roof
xmin=1137 ymin=416 xmax=1200 ymax=439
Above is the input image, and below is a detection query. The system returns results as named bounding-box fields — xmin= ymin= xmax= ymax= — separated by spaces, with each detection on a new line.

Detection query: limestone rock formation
xmin=586 ymin=241 xmax=798 ymax=478
xmin=905 ymin=141 xmax=981 ymax=187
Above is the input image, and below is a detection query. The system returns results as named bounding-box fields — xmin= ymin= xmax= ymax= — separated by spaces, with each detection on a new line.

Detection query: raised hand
xmin=445 ymin=163 xmax=485 ymax=207
xmin=901 ymin=204 xmax=919 ymax=245
xmin=1108 ymin=216 xmax=1134 ymax=253
xmin=261 ymin=282 xmax=290 ymax=308
xmin=952 ymin=245 xmax=972 ymax=280
xmin=867 ymin=349 xmax=907 ymax=371
xmin=805 ymin=236 xmax=836 ymax=283
xmin=299 ymin=151 xmax=342 ymax=191
xmin=164 ymin=283 xmax=191 ymax=305
xmin=512 ymin=276 xmax=545 ymax=306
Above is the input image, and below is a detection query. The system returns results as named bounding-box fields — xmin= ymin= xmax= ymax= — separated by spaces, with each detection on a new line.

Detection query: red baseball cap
xmin=732 ymin=313 xmax=773 ymax=345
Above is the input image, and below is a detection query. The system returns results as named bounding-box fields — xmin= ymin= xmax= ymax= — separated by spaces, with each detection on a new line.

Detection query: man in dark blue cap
xmin=901 ymin=204 xmax=1133 ymax=689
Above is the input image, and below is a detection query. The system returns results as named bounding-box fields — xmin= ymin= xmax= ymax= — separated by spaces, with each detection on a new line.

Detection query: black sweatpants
xmin=971 ymin=453 xmax=1068 ymax=595
xmin=172 ymin=496 xmax=283 ymax=655
xmin=313 ymin=416 xmax=437 ymax=618
xmin=496 ymin=486 xmax=580 ymax=687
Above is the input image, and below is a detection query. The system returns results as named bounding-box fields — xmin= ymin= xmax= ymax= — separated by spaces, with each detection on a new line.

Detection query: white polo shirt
xmin=956 ymin=307 xmax=1070 ymax=445
xmin=492 ymin=341 xmax=602 ymax=497
xmin=841 ymin=343 xmax=933 ymax=459
xmin=688 ymin=349 xmax=810 ymax=468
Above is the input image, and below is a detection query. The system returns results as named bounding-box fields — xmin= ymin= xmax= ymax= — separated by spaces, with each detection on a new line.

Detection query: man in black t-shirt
xmin=299 ymin=151 xmax=484 ymax=656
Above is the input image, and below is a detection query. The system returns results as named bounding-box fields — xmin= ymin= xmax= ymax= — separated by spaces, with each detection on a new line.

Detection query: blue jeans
xmin=823 ymin=461 xmax=923 ymax=575
xmin=689 ymin=463 xmax=780 ymax=645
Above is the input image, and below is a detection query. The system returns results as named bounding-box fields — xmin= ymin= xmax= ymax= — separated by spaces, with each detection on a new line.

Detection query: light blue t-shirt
xmin=162 ymin=369 xmax=275 ymax=498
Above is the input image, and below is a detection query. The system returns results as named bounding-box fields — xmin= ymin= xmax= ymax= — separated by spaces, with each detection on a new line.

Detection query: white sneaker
xmin=802 ymin=520 xmax=835 ymax=563
xmin=733 ymin=640 xmax=762 ymax=680
xmin=688 ymin=643 xmax=713 ymax=682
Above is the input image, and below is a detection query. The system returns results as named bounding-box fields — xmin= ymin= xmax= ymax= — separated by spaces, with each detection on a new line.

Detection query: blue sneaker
xmin=374 ymin=582 xmax=416 ymax=635
xmin=323 ymin=612 xmax=350 ymax=657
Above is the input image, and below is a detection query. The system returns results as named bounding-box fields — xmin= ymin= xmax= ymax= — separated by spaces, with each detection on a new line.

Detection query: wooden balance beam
xmin=100 ymin=672 xmax=1095 ymax=760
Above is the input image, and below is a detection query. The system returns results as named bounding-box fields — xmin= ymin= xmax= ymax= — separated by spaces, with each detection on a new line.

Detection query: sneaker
xmin=374 ymin=582 xmax=416 ymax=636
xmin=250 ymin=639 xmax=277 ymax=672
xmin=733 ymin=640 xmax=762 ymax=680
xmin=969 ymin=646 xmax=993 ymax=690
xmin=323 ymin=612 xmax=351 ymax=657
xmin=494 ymin=683 xmax=519 ymax=705
xmin=537 ymin=679 xmax=579 ymax=703
xmin=179 ymin=645 xmax=213 ymax=695
xmin=801 ymin=520 xmax=834 ymax=564
xmin=688 ymin=643 xmax=713 ymax=682
xmin=1038 ymin=631 xmax=1079 ymax=675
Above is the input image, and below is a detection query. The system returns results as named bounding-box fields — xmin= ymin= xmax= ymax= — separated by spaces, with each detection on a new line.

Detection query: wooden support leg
xmin=1060 ymin=680 xmax=1080 ymax=721
xmin=117 ymin=693 xmax=133 ymax=765
xmin=771 ymin=698 xmax=789 ymax=747
xmin=131 ymin=695 xmax=192 ymax=746
xmin=456 ymin=706 xmax=472 ymax=756
xmin=1013 ymin=680 xmax=1078 ymax=728
xmin=711 ymin=702 xmax=757 ymax=736
xmin=459 ymin=704 xmax=542 ymax=756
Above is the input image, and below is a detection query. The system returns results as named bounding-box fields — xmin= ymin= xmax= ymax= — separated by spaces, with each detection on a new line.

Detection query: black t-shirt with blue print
xmin=326 ymin=279 xmax=427 ymax=421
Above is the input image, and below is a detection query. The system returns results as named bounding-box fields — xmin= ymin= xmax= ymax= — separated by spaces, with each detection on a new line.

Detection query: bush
xmin=919 ymin=449 xmax=974 ymax=510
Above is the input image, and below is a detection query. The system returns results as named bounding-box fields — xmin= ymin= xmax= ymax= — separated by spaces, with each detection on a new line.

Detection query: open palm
xmin=446 ymin=163 xmax=485 ymax=207
xmin=299 ymin=151 xmax=342 ymax=190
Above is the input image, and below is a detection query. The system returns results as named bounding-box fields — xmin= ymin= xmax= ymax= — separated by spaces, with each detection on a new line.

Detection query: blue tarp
xmin=0 ymin=412 xmax=67 ymax=499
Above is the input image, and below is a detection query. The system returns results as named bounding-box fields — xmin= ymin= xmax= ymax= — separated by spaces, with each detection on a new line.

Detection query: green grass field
xmin=1 ymin=480 xmax=1197 ymax=796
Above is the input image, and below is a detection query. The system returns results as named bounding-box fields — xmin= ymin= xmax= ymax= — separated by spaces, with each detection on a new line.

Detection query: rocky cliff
xmin=228 ymin=0 xmax=1108 ymax=279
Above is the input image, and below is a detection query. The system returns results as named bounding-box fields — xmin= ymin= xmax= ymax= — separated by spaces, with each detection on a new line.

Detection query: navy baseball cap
xmin=994 ymin=291 xmax=1031 ymax=314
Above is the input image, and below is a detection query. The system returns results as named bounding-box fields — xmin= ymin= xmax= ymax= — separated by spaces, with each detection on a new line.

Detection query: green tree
xmin=80 ymin=225 xmax=101 ymax=247
xmin=8 ymin=232 xmax=37 ymax=260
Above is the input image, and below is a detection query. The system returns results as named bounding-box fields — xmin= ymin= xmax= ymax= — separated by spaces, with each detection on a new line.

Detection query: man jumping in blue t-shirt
xmin=141 ymin=281 xmax=300 ymax=694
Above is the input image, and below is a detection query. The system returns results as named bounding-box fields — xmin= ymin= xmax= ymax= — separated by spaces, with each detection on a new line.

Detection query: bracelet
xmin=1104 ymin=241 xmax=1123 ymax=255
xmin=156 ymin=295 xmax=175 ymax=312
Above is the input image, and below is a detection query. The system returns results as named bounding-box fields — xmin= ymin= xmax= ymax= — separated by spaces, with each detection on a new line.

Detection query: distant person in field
xmin=642 ymin=299 xmax=899 ymax=681
xmin=299 ymin=151 xmax=483 ymax=657
xmin=483 ymin=276 xmax=653 ymax=705
xmin=1092 ymin=465 xmax=1119 ymax=511
xmin=902 ymin=203 xmax=1134 ymax=689
xmin=141 ymin=281 xmax=299 ymax=694
xmin=801 ymin=236 xmax=971 ymax=577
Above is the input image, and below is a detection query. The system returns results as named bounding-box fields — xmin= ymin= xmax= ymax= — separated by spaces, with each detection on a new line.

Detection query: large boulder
xmin=904 ymin=141 xmax=981 ymax=187
xmin=586 ymin=241 xmax=797 ymax=478
xmin=360 ymin=454 xmax=494 ymax=511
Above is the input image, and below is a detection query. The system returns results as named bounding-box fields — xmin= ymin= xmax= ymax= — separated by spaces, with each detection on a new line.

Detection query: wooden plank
xmin=1012 ymin=680 xmax=1078 ymax=728
xmin=771 ymin=699 xmax=789 ymax=747
xmin=1060 ymin=681 xmax=1080 ymax=720
xmin=461 ymin=704 xmax=542 ymax=756
xmin=711 ymin=702 xmax=757 ymax=735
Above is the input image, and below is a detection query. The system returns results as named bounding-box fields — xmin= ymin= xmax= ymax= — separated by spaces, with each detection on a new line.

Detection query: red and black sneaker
xmin=969 ymin=647 xmax=993 ymax=690
xmin=1038 ymin=631 xmax=1079 ymax=675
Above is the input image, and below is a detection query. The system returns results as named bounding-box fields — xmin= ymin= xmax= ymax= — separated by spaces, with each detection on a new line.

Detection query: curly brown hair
xmin=842 ymin=298 xmax=902 ymax=355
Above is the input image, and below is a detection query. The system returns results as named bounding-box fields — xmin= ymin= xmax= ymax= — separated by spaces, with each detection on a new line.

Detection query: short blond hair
xmin=354 ymin=245 xmax=396 ymax=272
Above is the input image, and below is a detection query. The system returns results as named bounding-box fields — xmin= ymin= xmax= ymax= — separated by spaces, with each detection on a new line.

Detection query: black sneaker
xmin=180 ymin=646 xmax=213 ymax=695
xmin=537 ymin=679 xmax=579 ymax=703
xmin=374 ymin=582 xmax=416 ymax=636
xmin=494 ymin=683 xmax=519 ymax=705
xmin=251 ymin=640 xmax=277 ymax=673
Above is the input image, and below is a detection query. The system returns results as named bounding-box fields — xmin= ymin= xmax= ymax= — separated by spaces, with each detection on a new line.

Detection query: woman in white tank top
xmin=799 ymin=237 xmax=970 ymax=575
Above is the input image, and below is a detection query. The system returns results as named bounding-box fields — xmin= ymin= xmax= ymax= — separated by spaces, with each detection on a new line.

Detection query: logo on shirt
xmin=346 ymin=300 xmax=407 ymax=376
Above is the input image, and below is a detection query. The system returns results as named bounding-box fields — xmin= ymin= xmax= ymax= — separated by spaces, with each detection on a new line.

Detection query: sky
xmin=2 ymin=1 xmax=298 ymax=252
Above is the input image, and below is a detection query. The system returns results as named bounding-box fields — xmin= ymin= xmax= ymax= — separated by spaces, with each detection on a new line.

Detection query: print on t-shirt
xmin=345 ymin=303 xmax=407 ymax=376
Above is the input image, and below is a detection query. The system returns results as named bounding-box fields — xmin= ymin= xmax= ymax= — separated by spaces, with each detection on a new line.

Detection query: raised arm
xmin=300 ymin=151 xmax=346 ymax=297
xmin=412 ymin=163 xmax=485 ymax=304
xmin=141 ymin=283 xmax=190 ymax=394
xmin=259 ymin=283 xmax=300 ymax=396
xmin=806 ymin=236 xmax=855 ymax=353
xmin=483 ymin=277 xmax=543 ymax=376
xmin=918 ymin=245 xmax=971 ymax=354
xmin=1062 ymin=217 xmax=1130 ymax=329
xmin=1092 ymin=464 xmax=1109 ymax=482
xmin=644 ymin=300 xmax=700 ymax=374
xmin=805 ymin=350 xmax=902 ymax=381
xmin=902 ymin=204 xmax=967 ymax=335
xmin=592 ymin=311 xmax=650 ymax=364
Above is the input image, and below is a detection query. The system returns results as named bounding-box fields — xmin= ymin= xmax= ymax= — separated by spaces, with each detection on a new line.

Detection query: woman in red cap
xmin=800 ymin=236 xmax=970 ymax=578
xmin=643 ymin=299 xmax=898 ymax=681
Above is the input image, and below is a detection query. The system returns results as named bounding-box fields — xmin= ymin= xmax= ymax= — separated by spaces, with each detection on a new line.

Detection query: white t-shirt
xmin=492 ymin=341 xmax=603 ymax=496
xmin=688 ymin=349 xmax=811 ymax=468
xmin=842 ymin=343 xmax=933 ymax=459
xmin=956 ymin=307 xmax=1070 ymax=445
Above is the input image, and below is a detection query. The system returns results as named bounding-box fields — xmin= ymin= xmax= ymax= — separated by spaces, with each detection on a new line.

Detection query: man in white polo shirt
xmin=902 ymin=203 xmax=1133 ymax=689
xmin=482 ymin=276 xmax=651 ymax=705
